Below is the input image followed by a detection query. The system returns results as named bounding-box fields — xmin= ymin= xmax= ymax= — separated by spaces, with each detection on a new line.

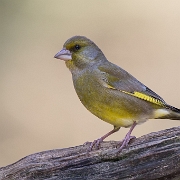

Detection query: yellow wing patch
xmin=106 ymin=84 xmax=116 ymax=90
xmin=106 ymin=84 xmax=165 ymax=106
xmin=121 ymin=90 xmax=165 ymax=106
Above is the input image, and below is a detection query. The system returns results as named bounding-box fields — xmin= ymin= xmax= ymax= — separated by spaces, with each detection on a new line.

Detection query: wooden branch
xmin=0 ymin=127 xmax=180 ymax=180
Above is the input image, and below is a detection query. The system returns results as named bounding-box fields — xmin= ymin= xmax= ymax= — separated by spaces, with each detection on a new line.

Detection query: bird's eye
xmin=74 ymin=44 xmax=81 ymax=50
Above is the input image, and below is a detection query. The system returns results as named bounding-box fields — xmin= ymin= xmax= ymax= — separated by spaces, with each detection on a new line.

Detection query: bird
xmin=54 ymin=36 xmax=180 ymax=152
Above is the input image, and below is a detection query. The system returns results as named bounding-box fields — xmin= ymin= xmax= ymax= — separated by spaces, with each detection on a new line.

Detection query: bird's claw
xmin=87 ymin=138 xmax=103 ymax=152
xmin=116 ymin=135 xmax=136 ymax=152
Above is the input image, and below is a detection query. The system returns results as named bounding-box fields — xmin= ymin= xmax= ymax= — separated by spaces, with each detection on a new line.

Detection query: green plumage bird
xmin=54 ymin=36 xmax=180 ymax=151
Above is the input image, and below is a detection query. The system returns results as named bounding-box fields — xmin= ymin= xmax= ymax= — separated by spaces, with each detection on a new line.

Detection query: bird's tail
xmin=154 ymin=104 xmax=180 ymax=120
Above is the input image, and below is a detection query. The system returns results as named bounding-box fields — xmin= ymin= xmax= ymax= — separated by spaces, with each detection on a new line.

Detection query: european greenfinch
xmin=54 ymin=36 xmax=180 ymax=152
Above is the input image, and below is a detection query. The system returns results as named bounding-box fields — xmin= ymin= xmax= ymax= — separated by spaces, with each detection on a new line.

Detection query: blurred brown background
xmin=1 ymin=0 xmax=180 ymax=167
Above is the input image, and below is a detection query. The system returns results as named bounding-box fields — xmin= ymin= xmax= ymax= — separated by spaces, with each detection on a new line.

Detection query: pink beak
xmin=54 ymin=48 xmax=72 ymax=61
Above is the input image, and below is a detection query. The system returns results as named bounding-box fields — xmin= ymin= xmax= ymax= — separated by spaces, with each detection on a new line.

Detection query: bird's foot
xmin=87 ymin=137 xmax=104 ymax=152
xmin=116 ymin=135 xmax=136 ymax=152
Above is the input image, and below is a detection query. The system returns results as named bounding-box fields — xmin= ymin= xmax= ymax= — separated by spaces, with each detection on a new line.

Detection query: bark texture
xmin=0 ymin=127 xmax=180 ymax=180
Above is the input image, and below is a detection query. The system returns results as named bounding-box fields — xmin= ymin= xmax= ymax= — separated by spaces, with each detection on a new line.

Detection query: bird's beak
xmin=54 ymin=48 xmax=72 ymax=61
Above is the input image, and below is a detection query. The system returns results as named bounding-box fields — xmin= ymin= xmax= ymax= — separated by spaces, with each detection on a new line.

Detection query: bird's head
xmin=54 ymin=36 xmax=106 ymax=71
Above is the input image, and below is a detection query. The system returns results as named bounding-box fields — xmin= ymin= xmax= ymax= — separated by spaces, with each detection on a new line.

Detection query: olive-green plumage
xmin=54 ymin=36 xmax=180 ymax=151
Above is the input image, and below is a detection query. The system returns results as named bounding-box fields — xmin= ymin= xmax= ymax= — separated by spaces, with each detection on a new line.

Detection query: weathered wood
xmin=0 ymin=127 xmax=180 ymax=180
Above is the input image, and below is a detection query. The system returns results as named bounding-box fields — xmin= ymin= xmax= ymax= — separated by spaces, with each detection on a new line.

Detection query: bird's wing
xmin=98 ymin=62 xmax=166 ymax=107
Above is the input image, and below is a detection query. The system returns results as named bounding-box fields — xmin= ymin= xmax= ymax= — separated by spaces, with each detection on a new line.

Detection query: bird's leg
xmin=117 ymin=121 xmax=137 ymax=152
xmin=88 ymin=126 xmax=120 ymax=151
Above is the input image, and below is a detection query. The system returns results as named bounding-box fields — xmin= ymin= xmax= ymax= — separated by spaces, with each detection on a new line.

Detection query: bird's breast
xmin=72 ymin=72 xmax=153 ymax=127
